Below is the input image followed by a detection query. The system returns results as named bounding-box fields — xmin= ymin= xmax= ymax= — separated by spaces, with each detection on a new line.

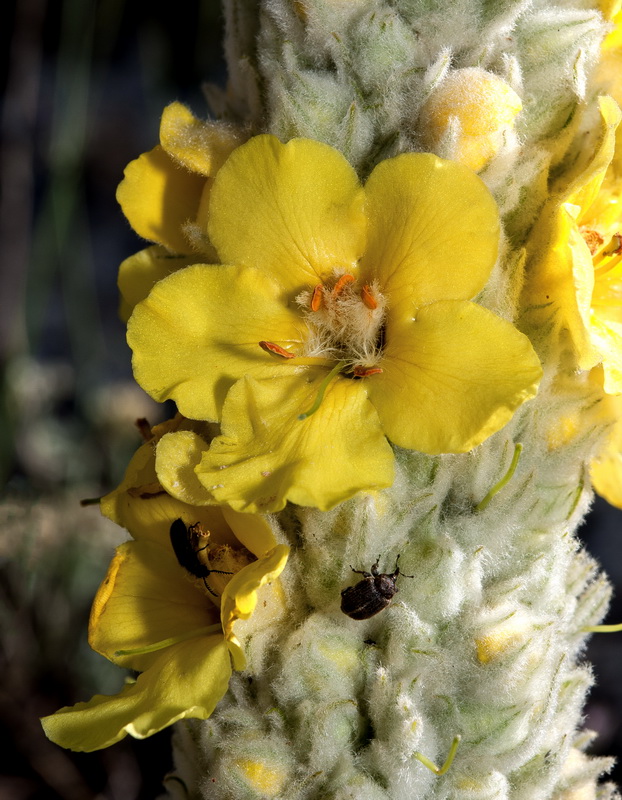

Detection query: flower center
xmin=183 ymin=521 xmax=254 ymax=604
xmin=296 ymin=271 xmax=387 ymax=373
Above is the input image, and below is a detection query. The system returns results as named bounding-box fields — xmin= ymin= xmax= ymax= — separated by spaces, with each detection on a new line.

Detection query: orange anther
xmin=332 ymin=273 xmax=355 ymax=295
xmin=311 ymin=284 xmax=324 ymax=311
xmin=259 ymin=341 xmax=296 ymax=358
xmin=352 ymin=365 xmax=383 ymax=377
xmin=361 ymin=284 xmax=378 ymax=309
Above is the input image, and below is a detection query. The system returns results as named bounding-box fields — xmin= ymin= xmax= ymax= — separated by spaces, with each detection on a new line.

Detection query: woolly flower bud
xmin=421 ymin=67 xmax=522 ymax=172
xmin=234 ymin=759 xmax=288 ymax=798
xmin=475 ymin=610 xmax=532 ymax=663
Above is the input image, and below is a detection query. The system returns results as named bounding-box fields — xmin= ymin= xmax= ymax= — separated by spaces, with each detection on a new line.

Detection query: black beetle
xmin=340 ymin=555 xmax=413 ymax=620
xmin=169 ymin=518 xmax=233 ymax=596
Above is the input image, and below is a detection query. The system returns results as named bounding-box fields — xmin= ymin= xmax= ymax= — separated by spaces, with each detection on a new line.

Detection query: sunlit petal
xmin=208 ymin=135 xmax=366 ymax=295
xmin=369 ymin=300 xmax=542 ymax=453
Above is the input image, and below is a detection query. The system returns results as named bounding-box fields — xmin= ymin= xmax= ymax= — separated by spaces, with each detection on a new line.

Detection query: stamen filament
xmin=593 ymin=254 xmax=622 ymax=277
xmin=332 ymin=273 xmax=355 ymax=295
xmin=114 ymin=623 xmax=223 ymax=657
xmin=298 ymin=362 xmax=347 ymax=420
xmin=361 ymin=283 xmax=378 ymax=309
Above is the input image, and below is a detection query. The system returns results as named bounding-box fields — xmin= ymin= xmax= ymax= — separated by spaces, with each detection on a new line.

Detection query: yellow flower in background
xmin=128 ymin=135 xmax=542 ymax=512
xmin=421 ymin=67 xmax=523 ymax=172
xmin=41 ymin=419 xmax=289 ymax=751
xmin=116 ymin=102 xmax=244 ymax=320
xmin=522 ymin=96 xmax=622 ymax=393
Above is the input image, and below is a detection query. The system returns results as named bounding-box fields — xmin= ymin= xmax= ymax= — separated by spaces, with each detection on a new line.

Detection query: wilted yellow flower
xmin=40 ymin=418 xmax=288 ymax=751
xmin=116 ymin=102 xmax=244 ymax=320
xmin=128 ymin=135 xmax=541 ymax=512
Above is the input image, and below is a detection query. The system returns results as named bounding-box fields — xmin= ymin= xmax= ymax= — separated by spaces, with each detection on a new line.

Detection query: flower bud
xmin=421 ymin=67 xmax=522 ymax=172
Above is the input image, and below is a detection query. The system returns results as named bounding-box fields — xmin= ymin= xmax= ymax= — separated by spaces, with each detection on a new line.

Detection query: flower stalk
xmin=40 ymin=1 xmax=622 ymax=799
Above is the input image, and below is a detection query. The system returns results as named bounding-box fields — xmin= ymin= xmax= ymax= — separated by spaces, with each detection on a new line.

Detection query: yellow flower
xmin=522 ymin=97 xmax=622 ymax=390
xmin=421 ymin=67 xmax=522 ymax=172
xmin=116 ymin=102 xmax=244 ymax=320
xmin=40 ymin=418 xmax=288 ymax=751
xmin=128 ymin=135 xmax=542 ymax=512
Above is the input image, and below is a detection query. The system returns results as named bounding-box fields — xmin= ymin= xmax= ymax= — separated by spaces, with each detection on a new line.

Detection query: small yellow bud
xmin=475 ymin=612 xmax=531 ymax=664
xmin=422 ymin=67 xmax=523 ymax=172
xmin=235 ymin=759 xmax=288 ymax=797
xmin=546 ymin=413 xmax=581 ymax=451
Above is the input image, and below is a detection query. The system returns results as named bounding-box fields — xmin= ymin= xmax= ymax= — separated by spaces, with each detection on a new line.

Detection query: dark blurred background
xmin=1 ymin=1 xmax=621 ymax=798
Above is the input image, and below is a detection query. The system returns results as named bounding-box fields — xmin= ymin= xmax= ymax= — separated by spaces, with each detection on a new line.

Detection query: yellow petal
xmin=563 ymin=96 xmax=621 ymax=218
xmin=41 ymin=635 xmax=231 ymax=752
xmin=156 ymin=430 xmax=216 ymax=506
xmin=154 ymin=430 xmax=279 ymax=556
xmin=195 ymin=372 xmax=395 ymax=513
xmin=207 ymin=135 xmax=366 ymax=295
xmin=128 ymin=264 xmax=304 ymax=420
xmin=592 ymin=415 xmax=622 ymax=509
xmin=116 ymin=145 xmax=204 ymax=254
xmin=590 ymin=313 xmax=622 ymax=393
xmin=522 ymin=203 xmax=598 ymax=371
xmin=361 ymin=153 xmax=500 ymax=324
xmin=118 ymin=245 xmax=195 ymax=322
xmin=160 ymin=101 xmax=245 ymax=176
xmin=368 ymin=300 xmax=542 ymax=454
xmin=221 ymin=544 xmax=290 ymax=670
xmin=222 ymin=507 xmax=277 ymax=558
xmin=100 ymin=424 xmax=237 ymax=550
xmin=599 ymin=0 xmax=621 ymax=21
xmin=89 ymin=541 xmax=218 ymax=671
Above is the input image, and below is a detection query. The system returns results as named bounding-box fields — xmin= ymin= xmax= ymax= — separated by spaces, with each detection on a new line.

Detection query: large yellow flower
xmin=41 ymin=418 xmax=289 ymax=751
xmin=116 ymin=102 xmax=244 ymax=320
xmin=128 ymin=135 xmax=542 ymax=512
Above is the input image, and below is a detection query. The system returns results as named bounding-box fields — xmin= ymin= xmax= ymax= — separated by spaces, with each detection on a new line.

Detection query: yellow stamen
xmin=593 ymin=233 xmax=622 ymax=274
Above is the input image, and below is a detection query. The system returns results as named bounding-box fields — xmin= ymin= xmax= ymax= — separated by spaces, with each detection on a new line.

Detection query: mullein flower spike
xmin=40 ymin=3 xmax=622 ymax=799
